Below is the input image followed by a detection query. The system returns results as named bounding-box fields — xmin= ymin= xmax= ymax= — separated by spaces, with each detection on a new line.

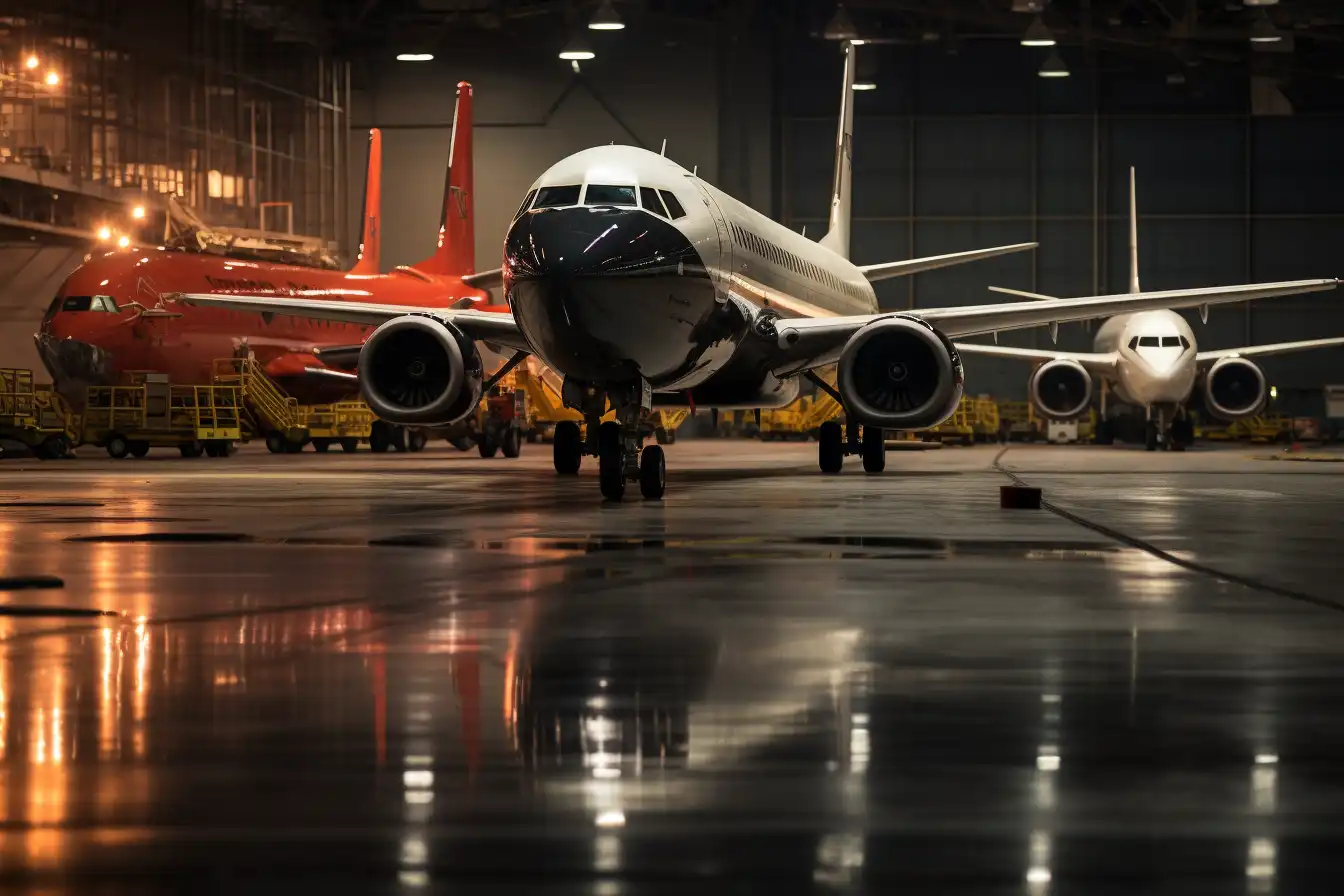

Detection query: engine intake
xmin=357 ymin=315 xmax=483 ymax=425
xmin=1203 ymin=356 xmax=1266 ymax=420
xmin=836 ymin=316 xmax=964 ymax=430
xmin=1030 ymin=359 xmax=1093 ymax=420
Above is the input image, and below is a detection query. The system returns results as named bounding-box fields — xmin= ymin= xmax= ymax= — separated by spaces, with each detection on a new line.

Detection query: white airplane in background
xmin=957 ymin=168 xmax=1344 ymax=451
xmin=176 ymin=41 xmax=1338 ymax=500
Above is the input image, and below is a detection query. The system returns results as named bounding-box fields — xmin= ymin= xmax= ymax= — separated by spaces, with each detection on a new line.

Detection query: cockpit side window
xmin=658 ymin=190 xmax=687 ymax=220
xmin=1138 ymin=336 xmax=1160 ymax=347
xmin=514 ymin=189 xmax=538 ymax=218
xmin=61 ymin=296 xmax=93 ymax=312
xmin=1161 ymin=336 xmax=1181 ymax=347
xmin=1128 ymin=337 xmax=1139 ymax=351
xmin=639 ymin=186 xmax=668 ymax=218
xmin=533 ymin=185 xmax=581 ymax=208
xmin=585 ymin=184 xmax=637 ymax=207
xmin=92 ymin=295 xmax=118 ymax=312
xmin=1179 ymin=336 xmax=1190 ymax=350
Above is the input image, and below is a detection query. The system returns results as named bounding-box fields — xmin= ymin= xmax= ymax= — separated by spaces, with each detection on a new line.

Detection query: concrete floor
xmin=0 ymin=439 xmax=1341 ymax=893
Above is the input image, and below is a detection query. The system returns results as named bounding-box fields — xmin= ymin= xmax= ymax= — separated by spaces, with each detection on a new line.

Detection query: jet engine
xmin=836 ymin=316 xmax=964 ymax=430
xmin=357 ymin=315 xmax=483 ymax=426
xmin=1029 ymin=359 xmax=1093 ymax=420
xmin=1202 ymin=356 xmax=1266 ymax=420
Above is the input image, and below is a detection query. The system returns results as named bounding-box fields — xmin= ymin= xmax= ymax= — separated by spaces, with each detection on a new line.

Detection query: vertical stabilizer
xmin=818 ymin=40 xmax=857 ymax=260
xmin=1128 ymin=166 xmax=1141 ymax=295
xmin=413 ymin=81 xmax=476 ymax=276
xmin=349 ymin=128 xmax=382 ymax=275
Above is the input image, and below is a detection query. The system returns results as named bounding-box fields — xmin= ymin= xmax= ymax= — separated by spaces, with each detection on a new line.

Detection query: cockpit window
xmin=639 ymin=186 xmax=668 ymax=218
xmin=585 ymin=184 xmax=637 ymax=207
xmin=533 ymin=185 xmax=581 ymax=208
xmin=92 ymin=295 xmax=118 ymax=312
xmin=514 ymin=189 xmax=538 ymax=218
xmin=658 ymin=190 xmax=687 ymax=220
xmin=61 ymin=296 xmax=93 ymax=312
xmin=1138 ymin=336 xmax=1160 ymax=347
xmin=1180 ymin=335 xmax=1190 ymax=350
xmin=1161 ymin=336 xmax=1181 ymax=347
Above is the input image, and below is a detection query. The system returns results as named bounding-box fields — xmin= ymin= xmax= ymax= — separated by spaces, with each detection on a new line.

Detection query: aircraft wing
xmin=858 ymin=243 xmax=1037 ymax=282
xmin=768 ymin=279 xmax=1338 ymax=374
xmin=172 ymin=292 xmax=531 ymax=354
xmin=953 ymin=342 xmax=1119 ymax=376
xmin=1196 ymin=336 xmax=1344 ymax=367
xmin=461 ymin=268 xmax=504 ymax=290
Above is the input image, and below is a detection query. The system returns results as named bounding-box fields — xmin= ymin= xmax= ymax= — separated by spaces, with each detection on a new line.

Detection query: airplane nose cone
xmin=504 ymin=206 xmax=716 ymax=385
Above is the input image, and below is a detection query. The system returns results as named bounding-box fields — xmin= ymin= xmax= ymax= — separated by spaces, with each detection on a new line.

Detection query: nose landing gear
xmin=561 ymin=378 xmax=666 ymax=501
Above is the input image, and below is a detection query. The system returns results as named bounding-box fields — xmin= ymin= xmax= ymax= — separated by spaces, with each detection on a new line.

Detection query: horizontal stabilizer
xmin=859 ymin=243 xmax=1037 ymax=282
xmin=462 ymin=268 xmax=504 ymax=290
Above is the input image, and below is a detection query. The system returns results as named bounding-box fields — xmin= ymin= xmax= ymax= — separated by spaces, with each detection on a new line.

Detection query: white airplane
xmin=175 ymin=42 xmax=1338 ymax=500
xmin=956 ymin=168 xmax=1344 ymax=451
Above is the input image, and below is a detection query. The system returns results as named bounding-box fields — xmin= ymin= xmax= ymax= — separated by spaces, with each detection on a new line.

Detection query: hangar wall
xmin=780 ymin=41 xmax=1344 ymax=402
xmin=347 ymin=22 xmax=772 ymax=277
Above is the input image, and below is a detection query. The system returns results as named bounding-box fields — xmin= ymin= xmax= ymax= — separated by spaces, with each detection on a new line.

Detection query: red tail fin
xmin=413 ymin=82 xmax=475 ymax=276
xmin=349 ymin=128 xmax=382 ymax=275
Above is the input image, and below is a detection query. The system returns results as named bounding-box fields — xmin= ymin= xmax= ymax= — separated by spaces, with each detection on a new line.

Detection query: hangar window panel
xmin=585 ymin=184 xmax=638 ymax=207
xmin=640 ymin=187 xmax=669 ymax=218
xmin=659 ymin=191 xmax=687 ymax=220
xmin=534 ymin=185 xmax=582 ymax=208
xmin=514 ymin=190 xmax=538 ymax=218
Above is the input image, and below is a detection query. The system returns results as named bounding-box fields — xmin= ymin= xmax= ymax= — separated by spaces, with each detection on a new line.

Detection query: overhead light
xmin=396 ymin=53 xmax=434 ymax=62
xmin=1244 ymin=0 xmax=1279 ymax=6
xmin=117 ymin=235 xmax=131 ymax=248
xmin=25 ymin=54 xmax=38 ymax=70
xmin=823 ymin=3 xmax=859 ymax=41
xmin=44 ymin=71 xmax=60 ymax=87
xmin=852 ymin=81 xmax=877 ymax=91
xmin=1039 ymin=50 xmax=1070 ymax=78
xmin=1249 ymin=13 xmax=1281 ymax=44
xmin=97 ymin=226 xmax=112 ymax=241
xmin=1021 ymin=16 xmax=1056 ymax=47
xmin=131 ymin=205 xmax=146 ymax=220
xmin=559 ymin=34 xmax=596 ymax=60
xmin=588 ymin=0 xmax=624 ymax=31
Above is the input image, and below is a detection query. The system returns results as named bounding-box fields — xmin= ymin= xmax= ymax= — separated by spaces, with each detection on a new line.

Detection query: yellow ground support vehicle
xmin=1244 ymin=414 xmax=1295 ymax=444
xmin=999 ymin=401 xmax=1044 ymax=442
xmin=759 ymin=398 xmax=814 ymax=441
xmin=924 ymin=398 xmax=975 ymax=445
xmin=211 ymin=357 xmax=307 ymax=452
xmin=969 ymin=397 xmax=1001 ymax=443
xmin=0 ymin=368 xmax=80 ymax=459
xmin=509 ymin=363 xmax=686 ymax=445
xmin=303 ymin=402 xmax=375 ymax=453
xmin=83 ymin=377 xmax=242 ymax=458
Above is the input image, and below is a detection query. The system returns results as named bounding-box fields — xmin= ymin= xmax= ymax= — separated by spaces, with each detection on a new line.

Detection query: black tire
xmin=312 ymin=439 xmax=331 ymax=453
xmin=283 ymin=439 xmax=304 ymax=454
xmin=478 ymin=437 xmax=499 ymax=459
xmin=1170 ymin=439 xmax=1186 ymax=453
xmin=553 ymin=420 xmax=582 ymax=474
xmin=1094 ymin=420 xmax=1115 ymax=446
xmin=862 ymin=425 xmax=886 ymax=473
xmin=179 ymin=441 xmax=204 ymax=458
xmin=129 ymin=441 xmax=150 ymax=458
xmin=107 ymin=436 xmax=130 ymax=459
xmin=501 ymin=427 xmax=522 ymax=458
xmin=526 ymin=431 xmax=538 ymax=444
xmin=598 ymin=422 xmax=625 ymax=500
xmin=450 ymin=437 xmax=474 ymax=452
xmin=818 ymin=421 xmax=844 ymax=474
xmin=214 ymin=441 xmax=237 ymax=457
xmin=266 ymin=432 xmax=285 ymax=454
xmin=340 ymin=438 xmax=359 ymax=453
xmin=370 ymin=422 xmax=391 ymax=453
xmin=204 ymin=441 xmax=221 ymax=457
xmin=1145 ymin=421 xmax=1159 ymax=452
xmin=655 ymin=427 xmax=669 ymax=445
xmin=407 ymin=431 xmax=428 ymax=453
xmin=640 ymin=444 xmax=666 ymax=500
xmin=390 ymin=426 xmax=408 ymax=452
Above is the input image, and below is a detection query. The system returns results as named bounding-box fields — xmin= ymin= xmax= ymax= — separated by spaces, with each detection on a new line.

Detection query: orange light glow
xmin=44 ymin=71 xmax=60 ymax=88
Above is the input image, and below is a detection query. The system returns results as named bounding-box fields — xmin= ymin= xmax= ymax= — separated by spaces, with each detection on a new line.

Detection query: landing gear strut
xmin=561 ymin=378 xmax=666 ymax=501
xmin=805 ymin=372 xmax=887 ymax=475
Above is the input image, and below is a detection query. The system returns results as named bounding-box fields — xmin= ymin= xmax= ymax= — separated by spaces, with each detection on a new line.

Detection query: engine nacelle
xmin=1030 ymin=359 xmax=1093 ymax=420
xmin=357 ymin=315 xmax=483 ymax=426
xmin=1203 ymin=356 xmax=1267 ymax=420
xmin=836 ymin=316 xmax=964 ymax=430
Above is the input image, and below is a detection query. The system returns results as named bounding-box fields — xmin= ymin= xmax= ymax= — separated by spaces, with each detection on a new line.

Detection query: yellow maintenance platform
xmin=0 ymin=368 xmax=80 ymax=459
xmin=83 ymin=376 xmax=243 ymax=458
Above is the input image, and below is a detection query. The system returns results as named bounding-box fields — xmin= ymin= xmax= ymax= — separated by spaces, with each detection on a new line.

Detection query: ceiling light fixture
xmin=25 ymin=54 xmax=39 ymax=69
xmin=1249 ymin=13 xmax=1281 ymax=44
xmin=1021 ymin=16 xmax=1056 ymax=48
xmin=588 ymin=0 xmax=624 ymax=31
xmin=852 ymin=81 xmax=877 ymax=91
xmin=44 ymin=71 xmax=60 ymax=87
xmin=823 ymin=4 xmax=859 ymax=41
xmin=396 ymin=53 xmax=434 ymax=62
xmin=559 ymin=33 xmax=596 ymax=61
xmin=1038 ymin=50 xmax=1070 ymax=78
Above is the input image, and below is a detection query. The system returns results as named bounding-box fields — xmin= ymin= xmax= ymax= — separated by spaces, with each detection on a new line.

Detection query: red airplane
xmin=36 ymin=81 xmax=506 ymax=451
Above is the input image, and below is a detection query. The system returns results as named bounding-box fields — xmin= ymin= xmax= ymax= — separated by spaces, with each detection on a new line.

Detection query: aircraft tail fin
xmin=1128 ymin=166 xmax=1141 ymax=295
xmin=412 ymin=81 xmax=476 ymax=277
xmin=818 ymin=40 xmax=857 ymax=261
xmin=349 ymin=128 xmax=382 ymax=275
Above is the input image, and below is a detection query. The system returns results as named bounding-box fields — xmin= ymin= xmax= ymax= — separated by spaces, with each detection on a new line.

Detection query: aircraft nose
xmin=504 ymin=206 xmax=716 ymax=384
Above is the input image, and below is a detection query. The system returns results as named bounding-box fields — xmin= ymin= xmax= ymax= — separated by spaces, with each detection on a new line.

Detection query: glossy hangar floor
xmin=0 ymin=440 xmax=1342 ymax=894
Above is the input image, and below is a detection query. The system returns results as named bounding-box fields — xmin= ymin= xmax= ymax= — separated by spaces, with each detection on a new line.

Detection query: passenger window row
xmin=728 ymin=223 xmax=865 ymax=300
xmin=514 ymin=184 xmax=688 ymax=221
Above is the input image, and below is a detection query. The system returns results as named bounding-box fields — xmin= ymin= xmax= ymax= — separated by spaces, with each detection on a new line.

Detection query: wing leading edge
xmin=1196 ymin=336 xmax=1344 ymax=366
xmin=953 ymin=343 xmax=1119 ymax=376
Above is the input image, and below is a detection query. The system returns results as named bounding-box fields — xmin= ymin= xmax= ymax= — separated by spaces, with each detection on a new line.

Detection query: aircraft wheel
xmin=450 ymin=436 xmax=474 ymax=452
xmin=478 ymin=437 xmax=499 ymax=459
xmin=598 ymin=422 xmax=625 ymax=501
xmin=818 ymin=421 xmax=844 ymax=474
xmin=312 ymin=439 xmax=331 ymax=453
xmin=553 ymin=421 xmax=582 ymax=474
xmin=340 ymin=438 xmax=359 ymax=453
xmin=179 ymin=441 xmax=204 ymax=458
xmin=501 ymin=427 xmax=522 ymax=458
xmin=129 ymin=441 xmax=150 ymax=458
xmin=406 ymin=431 xmax=428 ymax=453
xmin=369 ymin=422 xmax=391 ymax=453
xmin=640 ymin=444 xmax=666 ymax=501
xmin=390 ymin=426 xmax=408 ymax=452
xmin=862 ymin=426 xmax=886 ymax=474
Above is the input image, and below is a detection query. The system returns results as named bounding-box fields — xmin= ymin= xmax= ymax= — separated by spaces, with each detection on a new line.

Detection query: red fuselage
xmin=37 ymin=248 xmax=497 ymax=404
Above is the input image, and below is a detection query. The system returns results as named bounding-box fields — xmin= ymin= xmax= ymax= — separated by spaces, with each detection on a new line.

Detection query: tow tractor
xmin=475 ymin=384 xmax=524 ymax=458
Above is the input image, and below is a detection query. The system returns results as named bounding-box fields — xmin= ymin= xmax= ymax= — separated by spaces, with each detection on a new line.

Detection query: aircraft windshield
xmin=584 ymin=184 xmax=637 ymax=207
xmin=534 ymin=185 xmax=581 ymax=208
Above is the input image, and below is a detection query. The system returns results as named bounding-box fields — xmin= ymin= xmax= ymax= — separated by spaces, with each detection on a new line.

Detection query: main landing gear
xmin=552 ymin=379 xmax=666 ymax=501
xmin=818 ymin=420 xmax=887 ymax=474
xmin=1144 ymin=406 xmax=1193 ymax=452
